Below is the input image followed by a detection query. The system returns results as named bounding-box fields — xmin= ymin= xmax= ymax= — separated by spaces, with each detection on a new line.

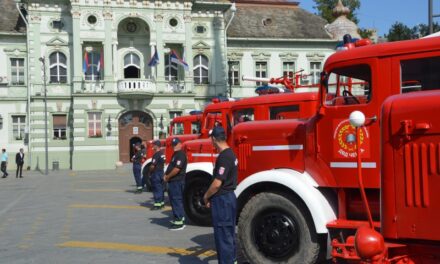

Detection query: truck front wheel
xmin=238 ymin=192 xmax=319 ymax=264
xmin=183 ymin=177 xmax=212 ymax=226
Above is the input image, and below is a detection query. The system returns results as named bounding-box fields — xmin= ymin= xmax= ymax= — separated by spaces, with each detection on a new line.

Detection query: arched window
xmin=49 ymin=52 xmax=67 ymax=83
xmin=124 ymin=53 xmax=141 ymax=79
xmin=193 ymin=54 xmax=209 ymax=84
xmin=165 ymin=53 xmax=178 ymax=81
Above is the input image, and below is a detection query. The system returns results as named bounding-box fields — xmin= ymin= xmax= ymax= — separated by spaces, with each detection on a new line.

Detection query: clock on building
xmin=126 ymin=22 xmax=137 ymax=33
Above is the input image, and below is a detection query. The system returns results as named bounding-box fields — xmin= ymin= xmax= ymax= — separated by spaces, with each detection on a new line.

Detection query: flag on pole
xmin=83 ymin=52 xmax=89 ymax=73
xmin=170 ymin=50 xmax=189 ymax=71
xmin=148 ymin=47 xmax=159 ymax=67
xmin=97 ymin=50 xmax=104 ymax=72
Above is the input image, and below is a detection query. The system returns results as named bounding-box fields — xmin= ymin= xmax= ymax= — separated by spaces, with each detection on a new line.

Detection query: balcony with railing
xmin=117 ymin=79 xmax=156 ymax=98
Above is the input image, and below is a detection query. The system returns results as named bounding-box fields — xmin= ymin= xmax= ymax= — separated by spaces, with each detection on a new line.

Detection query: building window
xmin=12 ymin=115 xmax=26 ymax=140
xmin=283 ymin=62 xmax=295 ymax=78
xmin=87 ymin=15 xmax=97 ymax=25
xmin=49 ymin=52 xmax=67 ymax=83
xmin=165 ymin=53 xmax=178 ymax=81
xmin=196 ymin=25 xmax=206 ymax=34
xmin=88 ymin=112 xmax=102 ymax=137
xmin=51 ymin=20 xmax=64 ymax=30
xmin=124 ymin=53 xmax=141 ymax=79
xmin=10 ymin=58 xmax=25 ymax=85
xmin=170 ymin=111 xmax=183 ymax=135
xmin=228 ymin=61 xmax=240 ymax=86
xmin=193 ymin=54 xmax=209 ymax=84
xmin=255 ymin=61 xmax=267 ymax=86
xmin=84 ymin=49 xmax=103 ymax=81
xmin=169 ymin=18 xmax=178 ymax=27
xmin=53 ymin=115 xmax=67 ymax=140
xmin=310 ymin=62 xmax=321 ymax=85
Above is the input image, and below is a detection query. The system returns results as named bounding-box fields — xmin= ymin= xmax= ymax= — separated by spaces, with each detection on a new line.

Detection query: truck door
xmin=316 ymin=61 xmax=381 ymax=188
xmin=386 ymin=55 xmax=440 ymax=241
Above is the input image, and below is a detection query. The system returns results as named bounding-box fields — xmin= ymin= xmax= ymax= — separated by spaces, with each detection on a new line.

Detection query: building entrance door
xmin=118 ymin=111 xmax=153 ymax=163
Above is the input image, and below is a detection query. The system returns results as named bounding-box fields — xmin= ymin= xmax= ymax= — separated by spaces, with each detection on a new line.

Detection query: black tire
xmin=183 ymin=176 xmax=212 ymax=226
xmin=142 ymin=163 xmax=152 ymax=192
xmin=238 ymin=192 xmax=319 ymax=264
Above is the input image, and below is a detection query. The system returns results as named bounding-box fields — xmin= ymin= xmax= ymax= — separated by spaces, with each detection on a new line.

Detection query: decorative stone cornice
xmin=154 ymin=14 xmax=164 ymax=22
xmin=4 ymin=48 xmax=27 ymax=56
xmin=103 ymin=10 xmax=113 ymax=20
xmin=184 ymin=15 xmax=192 ymax=23
xmin=29 ymin=15 xmax=41 ymax=23
xmin=279 ymin=52 xmax=299 ymax=61
xmin=227 ymin=51 xmax=244 ymax=61
xmin=306 ymin=52 xmax=325 ymax=62
xmin=251 ymin=52 xmax=271 ymax=61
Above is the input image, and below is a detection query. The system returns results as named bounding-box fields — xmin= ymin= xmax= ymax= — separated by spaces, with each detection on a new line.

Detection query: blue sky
xmin=300 ymin=1 xmax=433 ymax=36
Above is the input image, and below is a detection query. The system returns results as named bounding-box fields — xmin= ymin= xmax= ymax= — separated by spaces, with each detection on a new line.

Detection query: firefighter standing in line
xmin=150 ymin=140 xmax=165 ymax=210
xmin=163 ymin=138 xmax=187 ymax=230
xmin=203 ymin=126 xmax=238 ymax=264
xmin=131 ymin=143 xmax=143 ymax=193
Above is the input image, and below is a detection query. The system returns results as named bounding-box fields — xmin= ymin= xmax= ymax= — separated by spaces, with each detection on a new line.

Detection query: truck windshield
xmin=233 ymin=108 xmax=254 ymax=126
xmin=401 ymin=56 xmax=440 ymax=93
xmin=325 ymin=64 xmax=371 ymax=106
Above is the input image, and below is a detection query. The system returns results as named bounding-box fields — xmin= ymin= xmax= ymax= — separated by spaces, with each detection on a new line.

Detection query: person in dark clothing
xmin=150 ymin=140 xmax=165 ymax=210
xmin=1 ymin=149 xmax=8 ymax=178
xmin=203 ymin=126 xmax=238 ymax=264
xmin=132 ymin=144 xmax=143 ymax=193
xmin=15 ymin=148 xmax=25 ymax=178
xmin=163 ymin=137 xmax=187 ymax=230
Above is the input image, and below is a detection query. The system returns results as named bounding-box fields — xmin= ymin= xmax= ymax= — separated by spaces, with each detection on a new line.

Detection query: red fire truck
xmin=234 ymin=36 xmax=440 ymax=263
xmin=141 ymin=113 xmax=202 ymax=190
xmin=183 ymin=90 xmax=319 ymax=225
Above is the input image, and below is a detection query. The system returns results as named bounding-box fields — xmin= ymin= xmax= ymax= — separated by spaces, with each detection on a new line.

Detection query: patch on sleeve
xmin=177 ymin=160 xmax=181 ymax=166
xmin=219 ymin=167 xmax=225 ymax=175
xmin=152 ymin=159 xmax=155 ymax=163
xmin=235 ymin=159 xmax=238 ymax=166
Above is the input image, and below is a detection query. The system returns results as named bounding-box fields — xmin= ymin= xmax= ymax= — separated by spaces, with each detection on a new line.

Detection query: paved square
xmin=0 ymin=167 xmax=246 ymax=264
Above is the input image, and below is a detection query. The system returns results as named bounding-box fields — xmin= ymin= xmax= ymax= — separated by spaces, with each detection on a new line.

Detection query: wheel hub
xmin=253 ymin=210 xmax=299 ymax=259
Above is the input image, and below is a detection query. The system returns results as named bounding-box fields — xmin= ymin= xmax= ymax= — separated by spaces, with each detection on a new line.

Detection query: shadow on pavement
xmin=167 ymin=234 xmax=217 ymax=264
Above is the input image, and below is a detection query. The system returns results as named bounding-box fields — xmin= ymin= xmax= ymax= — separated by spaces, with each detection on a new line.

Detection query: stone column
xmin=103 ymin=10 xmax=114 ymax=89
xmin=29 ymin=14 xmax=42 ymax=87
xmin=184 ymin=14 xmax=193 ymax=92
xmin=71 ymin=8 xmax=82 ymax=93
xmin=154 ymin=14 xmax=165 ymax=92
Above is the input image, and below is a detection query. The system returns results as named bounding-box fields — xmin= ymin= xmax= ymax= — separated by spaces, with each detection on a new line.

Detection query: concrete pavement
xmin=0 ymin=167 xmax=246 ymax=264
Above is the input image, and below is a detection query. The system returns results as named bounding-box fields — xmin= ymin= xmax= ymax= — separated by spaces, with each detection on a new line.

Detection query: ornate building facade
xmin=0 ymin=0 xmax=338 ymax=170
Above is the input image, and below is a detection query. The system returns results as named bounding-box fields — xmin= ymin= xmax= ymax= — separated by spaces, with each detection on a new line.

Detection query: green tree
xmin=412 ymin=22 xmax=440 ymax=37
xmin=386 ymin=22 xmax=414 ymax=41
xmin=313 ymin=0 xmax=361 ymax=24
xmin=358 ymin=28 xmax=374 ymax=39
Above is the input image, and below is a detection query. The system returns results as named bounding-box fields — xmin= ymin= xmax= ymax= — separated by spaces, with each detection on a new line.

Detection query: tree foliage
xmin=386 ymin=22 xmax=440 ymax=41
xmin=313 ymin=0 xmax=361 ymax=24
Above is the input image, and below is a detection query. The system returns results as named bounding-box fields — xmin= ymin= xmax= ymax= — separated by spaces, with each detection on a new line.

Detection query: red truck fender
xmin=235 ymin=168 xmax=337 ymax=234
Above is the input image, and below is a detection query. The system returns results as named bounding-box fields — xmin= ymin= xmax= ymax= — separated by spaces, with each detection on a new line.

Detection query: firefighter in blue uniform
xmin=203 ymin=126 xmax=238 ymax=264
xmin=163 ymin=137 xmax=187 ymax=230
xmin=150 ymin=140 xmax=165 ymax=210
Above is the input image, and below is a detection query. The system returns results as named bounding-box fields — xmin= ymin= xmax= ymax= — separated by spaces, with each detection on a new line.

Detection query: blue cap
xmin=153 ymin=140 xmax=161 ymax=147
xmin=209 ymin=126 xmax=226 ymax=139
xmin=171 ymin=137 xmax=181 ymax=146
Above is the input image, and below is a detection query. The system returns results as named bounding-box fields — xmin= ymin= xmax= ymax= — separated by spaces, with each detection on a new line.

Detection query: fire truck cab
xmin=235 ymin=36 xmax=440 ymax=264
xmin=183 ymin=91 xmax=319 ymax=226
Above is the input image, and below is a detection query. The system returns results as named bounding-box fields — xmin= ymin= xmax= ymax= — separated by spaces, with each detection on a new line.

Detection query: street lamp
xmin=39 ymin=56 xmax=49 ymax=175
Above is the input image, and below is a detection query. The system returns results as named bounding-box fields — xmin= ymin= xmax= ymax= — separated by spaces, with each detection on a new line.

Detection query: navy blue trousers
xmin=168 ymin=180 xmax=185 ymax=220
xmin=132 ymin=163 xmax=142 ymax=188
xmin=151 ymin=170 xmax=164 ymax=203
xmin=211 ymin=192 xmax=237 ymax=264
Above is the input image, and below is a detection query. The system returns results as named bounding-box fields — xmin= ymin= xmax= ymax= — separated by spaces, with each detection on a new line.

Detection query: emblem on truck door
xmin=333 ymin=119 xmax=370 ymax=159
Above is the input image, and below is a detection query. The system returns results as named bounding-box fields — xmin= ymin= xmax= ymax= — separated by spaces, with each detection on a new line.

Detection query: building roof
xmin=0 ymin=0 xmax=26 ymax=33
xmin=227 ymin=2 xmax=332 ymax=39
